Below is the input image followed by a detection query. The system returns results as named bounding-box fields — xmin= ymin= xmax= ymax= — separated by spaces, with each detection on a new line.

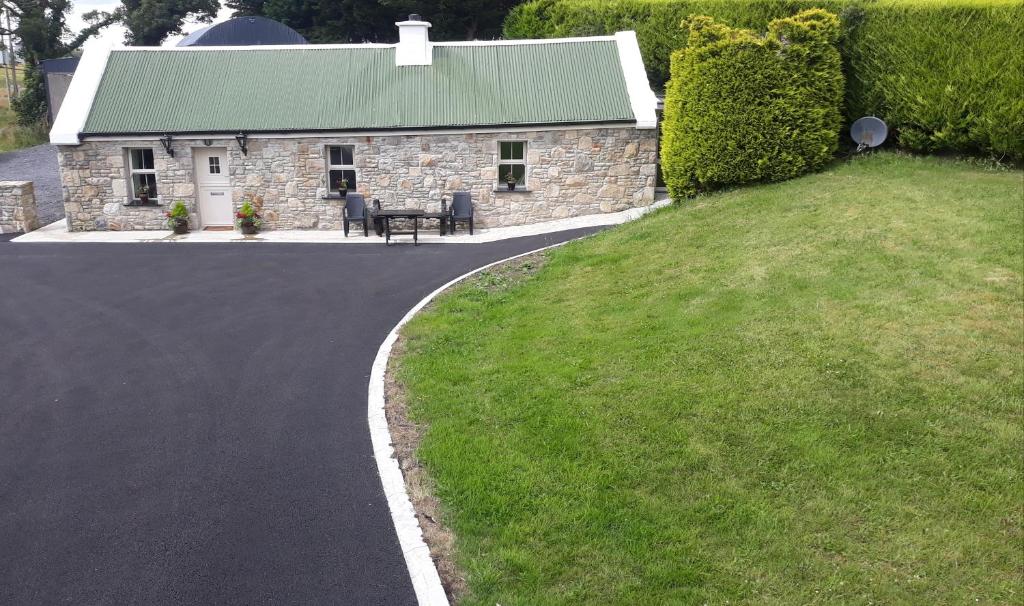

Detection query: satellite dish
xmin=851 ymin=116 xmax=888 ymax=152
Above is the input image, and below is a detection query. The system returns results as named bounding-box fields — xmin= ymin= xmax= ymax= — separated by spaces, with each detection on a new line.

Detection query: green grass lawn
xmin=396 ymin=153 xmax=1023 ymax=605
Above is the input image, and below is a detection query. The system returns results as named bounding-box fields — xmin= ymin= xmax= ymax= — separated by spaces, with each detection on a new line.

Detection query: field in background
xmin=0 ymin=65 xmax=48 ymax=153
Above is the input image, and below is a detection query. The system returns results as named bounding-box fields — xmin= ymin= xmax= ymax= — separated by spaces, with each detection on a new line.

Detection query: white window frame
xmin=126 ymin=147 xmax=157 ymax=202
xmin=325 ymin=145 xmax=357 ymax=194
xmin=498 ymin=141 xmax=527 ymax=188
xmin=207 ymin=155 xmax=221 ymax=175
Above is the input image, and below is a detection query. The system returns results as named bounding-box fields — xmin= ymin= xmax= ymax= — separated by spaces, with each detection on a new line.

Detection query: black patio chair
xmin=372 ymin=198 xmax=384 ymax=236
xmin=344 ymin=192 xmax=369 ymax=237
xmin=449 ymin=191 xmax=474 ymax=235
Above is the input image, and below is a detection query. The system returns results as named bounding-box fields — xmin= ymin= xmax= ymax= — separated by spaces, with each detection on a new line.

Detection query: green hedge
xmin=505 ymin=0 xmax=1024 ymax=160
xmin=661 ymin=10 xmax=845 ymax=197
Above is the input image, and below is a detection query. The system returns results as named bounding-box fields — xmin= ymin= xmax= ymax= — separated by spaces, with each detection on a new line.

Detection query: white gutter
xmin=78 ymin=121 xmax=638 ymax=142
xmin=49 ymin=41 xmax=114 ymax=146
xmin=614 ymin=31 xmax=658 ymax=130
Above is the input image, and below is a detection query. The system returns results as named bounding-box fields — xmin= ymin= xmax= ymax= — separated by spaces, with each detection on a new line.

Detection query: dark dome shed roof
xmin=177 ymin=16 xmax=308 ymax=47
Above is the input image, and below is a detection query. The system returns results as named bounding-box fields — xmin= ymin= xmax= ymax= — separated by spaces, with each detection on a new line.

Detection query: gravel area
xmin=0 ymin=144 xmax=62 ymax=225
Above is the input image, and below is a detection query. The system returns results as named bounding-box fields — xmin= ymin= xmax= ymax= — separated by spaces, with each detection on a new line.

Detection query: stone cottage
xmin=50 ymin=16 xmax=658 ymax=232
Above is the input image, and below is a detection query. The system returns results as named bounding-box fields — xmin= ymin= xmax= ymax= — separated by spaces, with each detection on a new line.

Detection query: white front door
xmin=194 ymin=147 xmax=232 ymax=227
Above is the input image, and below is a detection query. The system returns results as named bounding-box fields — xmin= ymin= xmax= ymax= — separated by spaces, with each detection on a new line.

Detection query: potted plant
xmin=504 ymin=171 xmax=517 ymax=191
xmin=137 ymin=185 xmax=151 ymax=205
xmin=236 ymin=200 xmax=262 ymax=235
xmin=335 ymin=178 xmax=349 ymax=198
xmin=165 ymin=201 xmax=189 ymax=234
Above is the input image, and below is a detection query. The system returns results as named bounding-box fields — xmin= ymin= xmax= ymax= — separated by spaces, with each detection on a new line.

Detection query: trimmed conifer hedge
xmin=505 ymin=0 xmax=1024 ymax=160
xmin=660 ymin=10 xmax=845 ymax=197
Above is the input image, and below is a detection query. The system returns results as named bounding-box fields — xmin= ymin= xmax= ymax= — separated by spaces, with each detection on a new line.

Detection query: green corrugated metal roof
xmin=82 ymin=41 xmax=635 ymax=134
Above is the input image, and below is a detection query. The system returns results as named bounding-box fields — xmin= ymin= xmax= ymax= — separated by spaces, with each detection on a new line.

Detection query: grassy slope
xmin=397 ymin=154 xmax=1023 ymax=605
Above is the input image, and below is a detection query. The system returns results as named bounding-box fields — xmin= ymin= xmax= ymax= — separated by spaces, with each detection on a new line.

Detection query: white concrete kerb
xmin=367 ymin=199 xmax=669 ymax=604
xmin=12 ymin=199 xmax=671 ymax=244
xmin=368 ymin=236 xmax=596 ymax=606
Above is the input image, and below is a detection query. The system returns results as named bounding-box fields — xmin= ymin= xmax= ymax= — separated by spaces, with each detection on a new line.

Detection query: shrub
xmin=505 ymin=0 xmax=1024 ymax=160
xmin=660 ymin=10 xmax=844 ymax=198
xmin=165 ymin=201 xmax=189 ymax=228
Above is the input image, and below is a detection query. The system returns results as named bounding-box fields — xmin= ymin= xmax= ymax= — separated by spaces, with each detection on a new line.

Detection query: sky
xmin=67 ymin=0 xmax=234 ymax=48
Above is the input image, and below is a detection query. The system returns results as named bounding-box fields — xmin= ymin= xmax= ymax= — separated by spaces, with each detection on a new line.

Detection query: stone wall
xmin=0 ymin=180 xmax=40 ymax=234
xmin=57 ymin=126 xmax=658 ymax=232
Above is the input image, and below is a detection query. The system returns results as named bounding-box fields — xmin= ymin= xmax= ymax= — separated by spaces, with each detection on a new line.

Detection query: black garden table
xmin=375 ymin=209 xmax=424 ymax=245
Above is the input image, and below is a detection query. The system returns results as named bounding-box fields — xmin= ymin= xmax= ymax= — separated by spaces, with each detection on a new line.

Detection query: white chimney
xmin=395 ymin=14 xmax=432 ymax=66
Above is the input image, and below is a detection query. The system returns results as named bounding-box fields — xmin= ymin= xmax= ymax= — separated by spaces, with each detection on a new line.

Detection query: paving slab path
xmin=0 ymin=229 xmax=599 ymax=605
xmin=0 ymin=144 xmax=63 ymax=225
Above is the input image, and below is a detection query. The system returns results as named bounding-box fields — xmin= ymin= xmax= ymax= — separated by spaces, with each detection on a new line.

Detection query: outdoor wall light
xmin=159 ymin=134 xmax=174 ymax=158
xmin=235 ymin=132 xmax=249 ymax=156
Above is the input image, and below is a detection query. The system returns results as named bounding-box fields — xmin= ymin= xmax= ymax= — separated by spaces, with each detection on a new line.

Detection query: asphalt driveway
xmin=0 ymin=230 xmax=598 ymax=605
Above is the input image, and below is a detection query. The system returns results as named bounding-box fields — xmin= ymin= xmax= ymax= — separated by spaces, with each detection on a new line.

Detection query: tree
xmin=1 ymin=0 xmax=120 ymax=124
xmin=381 ymin=0 xmax=524 ymax=40
xmin=224 ymin=0 xmax=526 ymax=43
xmin=120 ymin=0 xmax=220 ymax=46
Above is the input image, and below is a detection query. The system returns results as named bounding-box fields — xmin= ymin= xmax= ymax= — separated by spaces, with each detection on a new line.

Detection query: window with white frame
xmin=326 ymin=145 xmax=357 ymax=193
xmin=127 ymin=148 xmax=157 ymax=201
xmin=498 ymin=141 xmax=526 ymax=187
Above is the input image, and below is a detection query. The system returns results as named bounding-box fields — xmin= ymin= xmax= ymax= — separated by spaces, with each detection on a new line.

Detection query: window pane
xmin=499 ymin=142 xmax=524 ymax=161
xmin=208 ymin=156 xmax=220 ymax=174
xmin=130 ymin=148 xmax=155 ymax=170
xmin=132 ymin=173 xmax=157 ymax=198
xmin=343 ymin=170 xmax=357 ymax=190
xmin=329 ymin=169 xmax=358 ymax=191
xmin=498 ymin=163 xmax=526 ymax=186
xmin=329 ymin=146 xmax=342 ymax=166
xmin=341 ymin=146 xmax=354 ymax=165
xmin=131 ymin=173 xmax=144 ymax=197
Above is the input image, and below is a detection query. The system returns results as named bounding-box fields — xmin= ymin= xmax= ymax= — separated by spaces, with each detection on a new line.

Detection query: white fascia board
xmin=79 ymin=122 xmax=638 ymax=142
xmin=49 ymin=42 xmax=114 ymax=146
xmin=614 ymin=31 xmax=658 ymax=130
xmin=111 ymin=35 xmax=618 ymax=53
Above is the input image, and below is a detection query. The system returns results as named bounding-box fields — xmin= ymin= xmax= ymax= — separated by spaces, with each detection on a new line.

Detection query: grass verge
xmin=394 ymin=153 xmax=1023 ymax=604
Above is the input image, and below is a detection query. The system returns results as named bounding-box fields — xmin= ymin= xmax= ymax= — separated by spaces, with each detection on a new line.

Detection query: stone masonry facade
xmin=57 ymin=126 xmax=658 ymax=232
xmin=0 ymin=180 xmax=40 ymax=234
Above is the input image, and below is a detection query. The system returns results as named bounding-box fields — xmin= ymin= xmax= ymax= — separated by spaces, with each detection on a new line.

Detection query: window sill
xmin=124 ymin=201 xmax=162 ymax=208
xmin=494 ymin=188 xmax=532 ymax=193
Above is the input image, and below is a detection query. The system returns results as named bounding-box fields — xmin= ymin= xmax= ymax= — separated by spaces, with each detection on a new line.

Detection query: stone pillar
xmin=0 ymin=180 xmax=40 ymax=234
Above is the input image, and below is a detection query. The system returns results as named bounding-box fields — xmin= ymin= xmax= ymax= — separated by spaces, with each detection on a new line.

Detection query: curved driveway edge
xmin=0 ymin=228 xmax=603 ymax=605
xmin=369 ymin=238 xmax=590 ymax=605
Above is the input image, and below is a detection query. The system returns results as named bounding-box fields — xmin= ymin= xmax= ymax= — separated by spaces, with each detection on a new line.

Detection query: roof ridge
xmin=108 ymin=34 xmax=621 ymax=52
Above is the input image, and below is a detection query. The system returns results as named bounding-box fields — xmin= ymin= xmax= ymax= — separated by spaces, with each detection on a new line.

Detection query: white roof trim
xmin=106 ymin=35 xmax=619 ymax=53
xmin=78 ymin=121 xmax=639 ymax=142
xmin=614 ymin=31 xmax=658 ymax=130
xmin=49 ymin=42 xmax=112 ymax=145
